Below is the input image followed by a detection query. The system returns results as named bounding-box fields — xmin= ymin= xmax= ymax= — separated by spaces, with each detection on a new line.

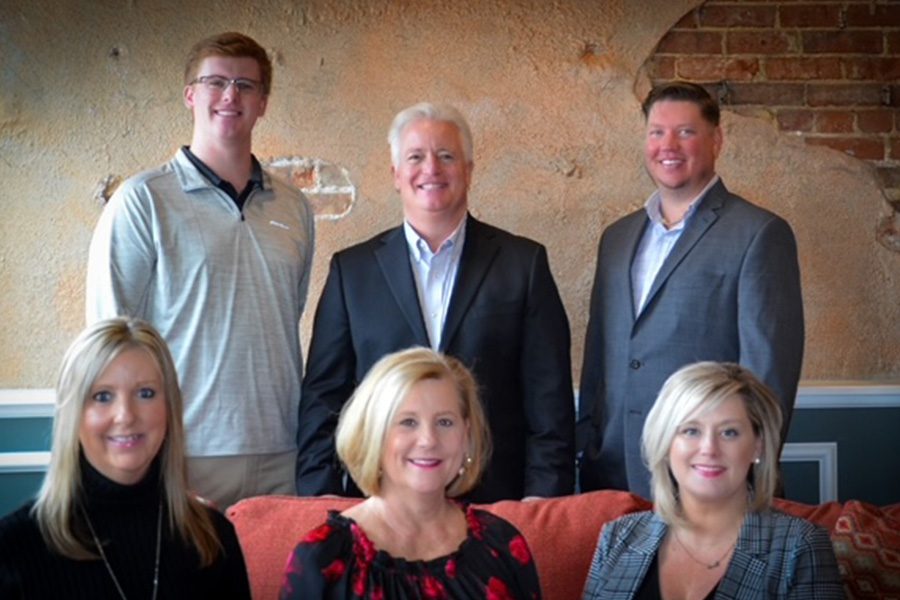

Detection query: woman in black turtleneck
xmin=0 ymin=317 xmax=251 ymax=599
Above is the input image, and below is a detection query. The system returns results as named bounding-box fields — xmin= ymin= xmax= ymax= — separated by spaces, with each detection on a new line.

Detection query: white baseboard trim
xmin=1 ymin=383 xmax=898 ymax=419
xmin=0 ymin=451 xmax=51 ymax=473
xmin=795 ymin=382 xmax=900 ymax=409
xmin=781 ymin=442 xmax=838 ymax=502
xmin=0 ymin=389 xmax=54 ymax=418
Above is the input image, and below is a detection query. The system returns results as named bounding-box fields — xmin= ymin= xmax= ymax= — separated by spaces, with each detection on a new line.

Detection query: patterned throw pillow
xmin=831 ymin=500 xmax=900 ymax=599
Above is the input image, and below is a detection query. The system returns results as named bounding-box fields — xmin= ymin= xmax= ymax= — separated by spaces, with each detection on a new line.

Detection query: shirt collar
xmin=644 ymin=174 xmax=720 ymax=230
xmin=403 ymin=216 xmax=467 ymax=262
xmin=180 ymin=145 xmax=265 ymax=190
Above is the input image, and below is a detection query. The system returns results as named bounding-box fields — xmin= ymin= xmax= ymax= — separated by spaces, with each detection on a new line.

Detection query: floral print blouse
xmin=280 ymin=506 xmax=541 ymax=599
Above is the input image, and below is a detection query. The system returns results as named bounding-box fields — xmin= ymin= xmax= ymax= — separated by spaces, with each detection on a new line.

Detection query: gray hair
xmin=387 ymin=102 xmax=474 ymax=167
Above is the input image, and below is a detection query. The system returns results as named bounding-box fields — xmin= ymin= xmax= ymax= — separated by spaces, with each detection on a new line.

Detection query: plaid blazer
xmin=581 ymin=509 xmax=845 ymax=599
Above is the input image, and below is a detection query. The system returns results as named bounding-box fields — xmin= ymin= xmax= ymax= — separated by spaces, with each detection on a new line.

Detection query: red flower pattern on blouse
xmin=508 ymin=535 xmax=531 ymax=565
xmin=466 ymin=508 xmax=486 ymax=541
xmin=322 ymin=558 xmax=346 ymax=582
xmin=350 ymin=522 xmax=377 ymax=596
xmin=486 ymin=577 xmax=513 ymax=600
xmin=445 ymin=557 xmax=458 ymax=579
xmin=421 ymin=574 xmax=447 ymax=599
xmin=302 ymin=523 xmax=333 ymax=543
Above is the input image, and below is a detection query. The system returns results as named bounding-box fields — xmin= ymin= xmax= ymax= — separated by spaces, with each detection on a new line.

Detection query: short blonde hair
xmin=336 ymin=347 xmax=490 ymax=497
xmin=33 ymin=318 xmax=221 ymax=564
xmin=642 ymin=361 xmax=782 ymax=525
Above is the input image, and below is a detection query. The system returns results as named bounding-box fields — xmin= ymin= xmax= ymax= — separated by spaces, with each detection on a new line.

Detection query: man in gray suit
xmin=578 ymin=81 xmax=804 ymax=499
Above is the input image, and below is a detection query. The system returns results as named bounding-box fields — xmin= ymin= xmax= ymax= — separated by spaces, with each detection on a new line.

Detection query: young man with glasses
xmin=86 ymin=32 xmax=315 ymax=509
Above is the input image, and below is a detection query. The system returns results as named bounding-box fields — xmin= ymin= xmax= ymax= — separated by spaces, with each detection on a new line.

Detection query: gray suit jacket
xmin=582 ymin=510 xmax=845 ymax=599
xmin=578 ymin=180 xmax=804 ymax=497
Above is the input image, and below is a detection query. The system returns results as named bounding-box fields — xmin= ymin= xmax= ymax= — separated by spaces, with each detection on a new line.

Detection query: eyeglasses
xmin=191 ymin=75 xmax=263 ymax=95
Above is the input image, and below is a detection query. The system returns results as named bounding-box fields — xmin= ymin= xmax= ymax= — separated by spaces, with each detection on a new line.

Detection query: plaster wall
xmin=1 ymin=0 xmax=898 ymax=387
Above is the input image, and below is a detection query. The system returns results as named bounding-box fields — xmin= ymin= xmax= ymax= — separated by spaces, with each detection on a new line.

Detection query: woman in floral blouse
xmin=280 ymin=347 xmax=541 ymax=599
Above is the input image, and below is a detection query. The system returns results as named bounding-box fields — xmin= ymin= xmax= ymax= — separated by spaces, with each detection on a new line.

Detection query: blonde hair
xmin=33 ymin=317 xmax=221 ymax=564
xmin=642 ymin=361 xmax=782 ymax=526
xmin=336 ymin=347 xmax=490 ymax=497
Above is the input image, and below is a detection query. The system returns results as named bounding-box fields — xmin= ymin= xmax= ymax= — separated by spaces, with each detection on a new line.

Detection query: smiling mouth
xmin=692 ymin=464 xmax=726 ymax=477
xmin=409 ymin=459 xmax=442 ymax=468
xmin=107 ymin=434 xmax=144 ymax=448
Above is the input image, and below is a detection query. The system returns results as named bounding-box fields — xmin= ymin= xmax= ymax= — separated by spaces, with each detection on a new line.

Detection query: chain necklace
xmin=673 ymin=529 xmax=736 ymax=570
xmin=82 ymin=499 xmax=162 ymax=600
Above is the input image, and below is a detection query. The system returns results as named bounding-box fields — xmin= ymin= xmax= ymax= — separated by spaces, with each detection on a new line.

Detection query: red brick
xmin=776 ymin=109 xmax=815 ymax=132
xmin=890 ymin=85 xmax=900 ymax=108
xmin=676 ymin=57 xmax=760 ymax=81
xmin=727 ymin=31 xmax=797 ymax=54
xmin=673 ymin=10 xmax=699 ymax=29
xmin=846 ymin=4 xmax=900 ymax=27
xmin=815 ymin=110 xmax=855 ymax=134
xmin=699 ymin=4 xmax=776 ymax=28
xmin=877 ymin=166 xmax=900 ymax=188
xmin=656 ymin=31 xmax=723 ymax=54
xmin=807 ymin=84 xmax=885 ymax=107
xmin=889 ymin=32 xmax=900 ymax=54
xmin=726 ymin=82 xmax=806 ymax=105
xmin=890 ymin=137 xmax=900 ymax=160
xmin=805 ymin=136 xmax=885 ymax=160
xmin=765 ymin=57 xmax=842 ymax=80
xmin=802 ymin=31 xmax=883 ymax=54
xmin=647 ymin=56 xmax=676 ymax=80
xmin=779 ymin=4 xmax=842 ymax=28
xmin=858 ymin=110 xmax=895 ymax=134
xmin=843 ymin=58 xmax=900 ymax=82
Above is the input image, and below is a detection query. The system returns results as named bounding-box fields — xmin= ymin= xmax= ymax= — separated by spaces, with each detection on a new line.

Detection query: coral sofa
xmin=227 ymin=491 xmax=900 ymax=599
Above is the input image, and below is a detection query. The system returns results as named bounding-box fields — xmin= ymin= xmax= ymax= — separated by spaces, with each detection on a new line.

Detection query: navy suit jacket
xmin=578 ymin=180 xmax=804 ymax=497
xmin=582 ymin=510 xmax=844 ymax=600
xmin=296 ymin=215 xmax=575 ymax=502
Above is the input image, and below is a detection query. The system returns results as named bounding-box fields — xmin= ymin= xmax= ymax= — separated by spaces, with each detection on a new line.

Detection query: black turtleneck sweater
xmin=0 ymin=457 xmax=250 ymax=599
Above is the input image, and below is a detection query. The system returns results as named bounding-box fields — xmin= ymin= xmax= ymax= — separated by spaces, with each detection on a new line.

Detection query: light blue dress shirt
xmin=631 ymin=175 xmax=720 ymax=315
xmin=403 ymin=218 xmax=466 ymax=349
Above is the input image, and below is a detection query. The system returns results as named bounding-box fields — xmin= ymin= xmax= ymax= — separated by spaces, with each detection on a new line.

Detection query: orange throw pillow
xmin=831 ymin=500 xmax=900 ymax=600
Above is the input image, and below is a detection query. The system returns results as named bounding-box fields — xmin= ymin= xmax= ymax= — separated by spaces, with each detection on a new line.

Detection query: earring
xmin=458 ymin=455 xmax=473 ymax=476
xmin=754 ymin=457 xmax=761 ymax=465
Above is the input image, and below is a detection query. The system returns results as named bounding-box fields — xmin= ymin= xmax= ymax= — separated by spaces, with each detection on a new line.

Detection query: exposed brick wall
xmin=645 ymin=0 xmax=900 ymax=217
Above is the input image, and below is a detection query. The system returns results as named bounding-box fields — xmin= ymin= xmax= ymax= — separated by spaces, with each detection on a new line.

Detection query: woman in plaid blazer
xmin=582 ymin=362 xmax=844 ymax=599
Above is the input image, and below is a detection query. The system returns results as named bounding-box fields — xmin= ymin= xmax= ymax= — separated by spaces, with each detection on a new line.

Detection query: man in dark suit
xmin=578 ymin=82 xmax=804 ymax=499
xmin=297 ymin=102 xmax=575 ymax=502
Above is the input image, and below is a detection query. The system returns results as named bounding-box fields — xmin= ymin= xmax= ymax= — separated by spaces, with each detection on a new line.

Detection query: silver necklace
xmin=82 ymin=499 xmax=162 ymax=600
xmin=673 ymin=529 xmax=735 ymax=570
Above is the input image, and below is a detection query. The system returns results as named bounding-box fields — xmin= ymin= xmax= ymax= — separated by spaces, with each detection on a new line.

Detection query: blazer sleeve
xmin=296 ymin=254 xmax=355 ymax=495
xmin=577 ymin=238 xmax=606 ymax=454
xmin=737 ymin=215 xmax=804 ymax=439
xmin=520 ymin=246 xmax=575 ymax=497
xmin=784 ymin=525 xmax=845 ymax=600
xmin=582 ymin=521 xmax=614 ymax=599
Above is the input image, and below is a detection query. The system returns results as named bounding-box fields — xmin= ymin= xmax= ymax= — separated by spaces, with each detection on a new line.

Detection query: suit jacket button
xmin=630 ymin=359 xmax=641 ymax=369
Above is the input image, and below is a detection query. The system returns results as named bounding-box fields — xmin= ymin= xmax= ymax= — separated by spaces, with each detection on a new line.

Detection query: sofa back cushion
xmin=227 ymin=490 xmax=651 ymax=599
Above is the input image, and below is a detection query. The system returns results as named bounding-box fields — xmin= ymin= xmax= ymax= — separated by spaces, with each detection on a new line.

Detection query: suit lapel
xmin=618 ymin=212 xmax=651 ymax=323
xmin=440 ymin=216 xmax=500 ymax=351
xmin=637 ymin=181 xmax=727 ymax=321
xmin=374 ymin=227 xmax=430 ymax=345
xmin=716 ymin=512 xmax=769 ymax=599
